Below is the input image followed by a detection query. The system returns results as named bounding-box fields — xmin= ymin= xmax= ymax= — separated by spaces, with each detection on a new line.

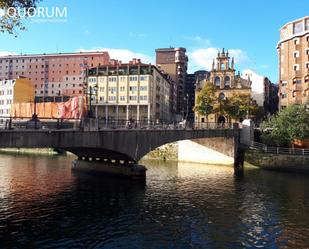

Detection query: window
xmin=140 ymin=86 xmax=147 ymax=91
xmin=294 ymin=38 xmax=300 ymax=45
xmin=219 ymin=92 xmax=225 ymax=100
xmin=129 ymin=86 xmax=137 ymax=91
xmin=306 ymin=19 xmax=309 ymax=31
xmin=281 ymin=93 xmax=287 ymax=99
xmin=129 ymin=76 xmax=138 ymax=81
xmin=293 ymin=64 xmax=299 ymax=71
xmin=129 ymin=96 xmax=137 ymax=101
xmin=108 ymin=96 xmax=116 ymax=101
xmin=140 ymin=75 xmax=148 ymax=81
xmin=99 ymin=87 xmax=104 ymax=92
xmin=293 ymin=78 xmax=302 ymax=84
xmin=139 ymin=96 xmax=147 ymax=101
xmin=293 ymin=22 xmax=303 ymax=34
xmin=214 ymin=76 xmax=220 ymax=87
xmin=120 ymin=96 xmax=125 ymax=101
xmin=108 ymin=77 xmax=117 ymax=82
xmin=120 ymin=86 xmax=125 ymax=91
xmin=294 ymin=51 xmax=299 ymax=58
xmin=224 ymin=76 xmax=230 ymax=88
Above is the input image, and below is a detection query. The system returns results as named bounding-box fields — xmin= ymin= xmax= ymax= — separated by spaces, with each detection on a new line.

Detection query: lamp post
xmin=185 ymin=93 xmax=189 ymax=121
xmin=86 ymin=85 xmax=97 ymax=118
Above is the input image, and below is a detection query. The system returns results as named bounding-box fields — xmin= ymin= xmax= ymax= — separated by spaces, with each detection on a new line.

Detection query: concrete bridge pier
xmin=233 ymin=123 xmax=244 ymax=175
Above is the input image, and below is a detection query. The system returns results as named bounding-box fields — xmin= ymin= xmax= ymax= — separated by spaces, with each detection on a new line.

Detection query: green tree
xmin=0 ymin=0 xmax=40 ymax=36
xmin=193 ymin=81 xmax=216 ymax=122
xmin=260 ymin=104 xmax=309 ymax=146
xmin=225 ymin=92 xmax=258 ymax=121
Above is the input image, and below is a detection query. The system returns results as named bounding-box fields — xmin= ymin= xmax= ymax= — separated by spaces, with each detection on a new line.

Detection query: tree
xmin=260 ymin=104 xmax=309 ymax=146
xmin=0 ymin=0 xmax=40 ymax=36
xmin=193 ymin=81 xmax=216 ymax=122
xmin=225 ymin=92 xmax=258 ymax=121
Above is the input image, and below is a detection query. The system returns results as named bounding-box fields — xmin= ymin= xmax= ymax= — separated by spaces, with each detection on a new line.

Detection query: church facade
xmin=195 ymin=49 xmax=252 ymax=124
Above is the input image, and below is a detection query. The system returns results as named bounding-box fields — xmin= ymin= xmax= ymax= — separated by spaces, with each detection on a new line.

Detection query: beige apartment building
xmin=277 ymin=16 xmax=309 ymax=108
xmin=87 ymin=59 xmax=172 ymax=122
xmin=0 ymin=52 xmax=110 ymax=101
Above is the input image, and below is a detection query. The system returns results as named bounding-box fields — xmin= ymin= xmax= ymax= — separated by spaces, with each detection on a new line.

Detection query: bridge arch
xmin=0 ymin=128 xmax=239 ymax=164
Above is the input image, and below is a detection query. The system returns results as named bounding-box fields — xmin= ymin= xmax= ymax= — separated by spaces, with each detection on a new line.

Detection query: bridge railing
xmin=0 ymin=116 xmax=81 ymax=130
xmin=96 ymin=120 xmax=233 ymax=130
xmin=0 ymin=116 xmax=234 ymax=131
xmin=248 ymin=141 xmax=309 ymax=156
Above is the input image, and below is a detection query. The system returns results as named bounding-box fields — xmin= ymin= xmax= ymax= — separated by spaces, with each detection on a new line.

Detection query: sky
xmin=0 ymin=0 xmax=308 ymax=82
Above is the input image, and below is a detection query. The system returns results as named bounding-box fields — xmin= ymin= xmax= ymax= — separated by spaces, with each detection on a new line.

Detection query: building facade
xmin=195 ymin=49 xmax=251 ymax=123
xmin=277 ymin=16 xmax=309 ymax=109
xmin=86 ymin=59 xmax=172 ymax=123
xmin=155 ymin=47 xmax=188 ymax=117
xmin=185 ymin=71 xmax=210 ymax=121
xmin=242 ymin=69 xmax=279 ymax=115
xmin=0 ymin=52 xmax=110 ymax=101
xmin=0 ymin=77 xmax=35 ymax=118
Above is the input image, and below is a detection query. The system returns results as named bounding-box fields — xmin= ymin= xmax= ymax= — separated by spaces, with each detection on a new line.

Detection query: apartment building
xmin=0 ymin=51 xmax=110 ymax=101
xmin=86 ymin=59 xmax=172 ymax=122
xmin=0 ymin=77 xmax=35 ymax=118
xmin=155 ymin=47 xmax=188 ymax=116
xmin=242 ymin=69 xmax=279 ymax=114
xmin=277 ymin=16 xmax=309 ymax=108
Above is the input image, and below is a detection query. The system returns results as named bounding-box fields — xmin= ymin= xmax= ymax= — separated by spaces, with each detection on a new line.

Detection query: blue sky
xmin=0 ymin=0 xmax=308 ymax=82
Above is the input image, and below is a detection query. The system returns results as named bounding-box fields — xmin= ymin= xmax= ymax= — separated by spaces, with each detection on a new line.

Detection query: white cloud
xmin=77 ymin=47 xmax=154 ymax=64
xmin=187 ymin=47 xmax=249 ymax=73
xmin=0 ymin=51 xmax=16 ymax=56
xmin=185 ymin=36 xmax=212 ymax=47
xmin=129 ymin=32 xmax=147 ymax=38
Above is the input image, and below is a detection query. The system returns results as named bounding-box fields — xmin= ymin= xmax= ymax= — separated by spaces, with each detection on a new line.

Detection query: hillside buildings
xmin=155 ymin=47 xmax=188 ymax=117
xmin=86 ymin=59 xmax=172 ymax=123
xmin=277 ymin=16 xmax=309 ymax=108
xmin=0 ymin=51 xmax=110 ymax=101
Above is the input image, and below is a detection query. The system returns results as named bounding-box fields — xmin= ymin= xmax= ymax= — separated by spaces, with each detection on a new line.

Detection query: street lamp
xmin=185 ymin=93 xmax=189 ymax=121
xmin=86 ymin=85 xmax=97 ymax=118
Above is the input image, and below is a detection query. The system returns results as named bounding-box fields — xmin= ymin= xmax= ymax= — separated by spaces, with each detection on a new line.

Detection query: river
xmin=0 ymin=154 xmax=308 ymax=248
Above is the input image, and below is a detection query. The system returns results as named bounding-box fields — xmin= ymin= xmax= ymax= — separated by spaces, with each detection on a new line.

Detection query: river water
xmin=0 ymin=154 xmax=308 ymax=248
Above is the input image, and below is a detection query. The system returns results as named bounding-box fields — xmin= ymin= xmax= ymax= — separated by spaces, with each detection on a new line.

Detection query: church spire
xmin=231 ymin=57 xmax=234 ymax=69
xmin=212 ymin=59 xmax=215 ymax=70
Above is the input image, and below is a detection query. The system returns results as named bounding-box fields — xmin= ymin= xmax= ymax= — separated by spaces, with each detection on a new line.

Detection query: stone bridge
xmin=0 ymin=125 xmax=242 ymax=168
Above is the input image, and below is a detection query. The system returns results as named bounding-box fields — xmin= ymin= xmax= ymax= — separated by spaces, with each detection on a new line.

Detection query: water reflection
xmin=0 ymin=154 xmax=308 ymax=248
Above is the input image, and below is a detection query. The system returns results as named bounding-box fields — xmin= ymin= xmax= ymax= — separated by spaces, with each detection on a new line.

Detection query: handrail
xmin=0 ymin=117 xmax=235 ymax=131
xmin=248 ymin=141 xmax=309 ymax=156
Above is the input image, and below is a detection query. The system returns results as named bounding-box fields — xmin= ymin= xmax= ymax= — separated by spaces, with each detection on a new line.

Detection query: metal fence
xmin=249 ymin=141 xmax=309 ymax=156
xmin=0 ymin=117 xmax=81 ymax=130
xmin=0 ymin=116 xmax=235 ymax=131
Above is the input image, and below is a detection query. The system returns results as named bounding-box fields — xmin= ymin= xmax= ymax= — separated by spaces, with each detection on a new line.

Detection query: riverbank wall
xmin=245 ymin=150 xmax=309 ymax=173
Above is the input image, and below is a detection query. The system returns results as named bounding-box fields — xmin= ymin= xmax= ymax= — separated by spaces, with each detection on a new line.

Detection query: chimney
xmin=137 ymin=59 xmax=141 ymax=64
xmin=132 ymin=58 xmax=136 ymax=64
